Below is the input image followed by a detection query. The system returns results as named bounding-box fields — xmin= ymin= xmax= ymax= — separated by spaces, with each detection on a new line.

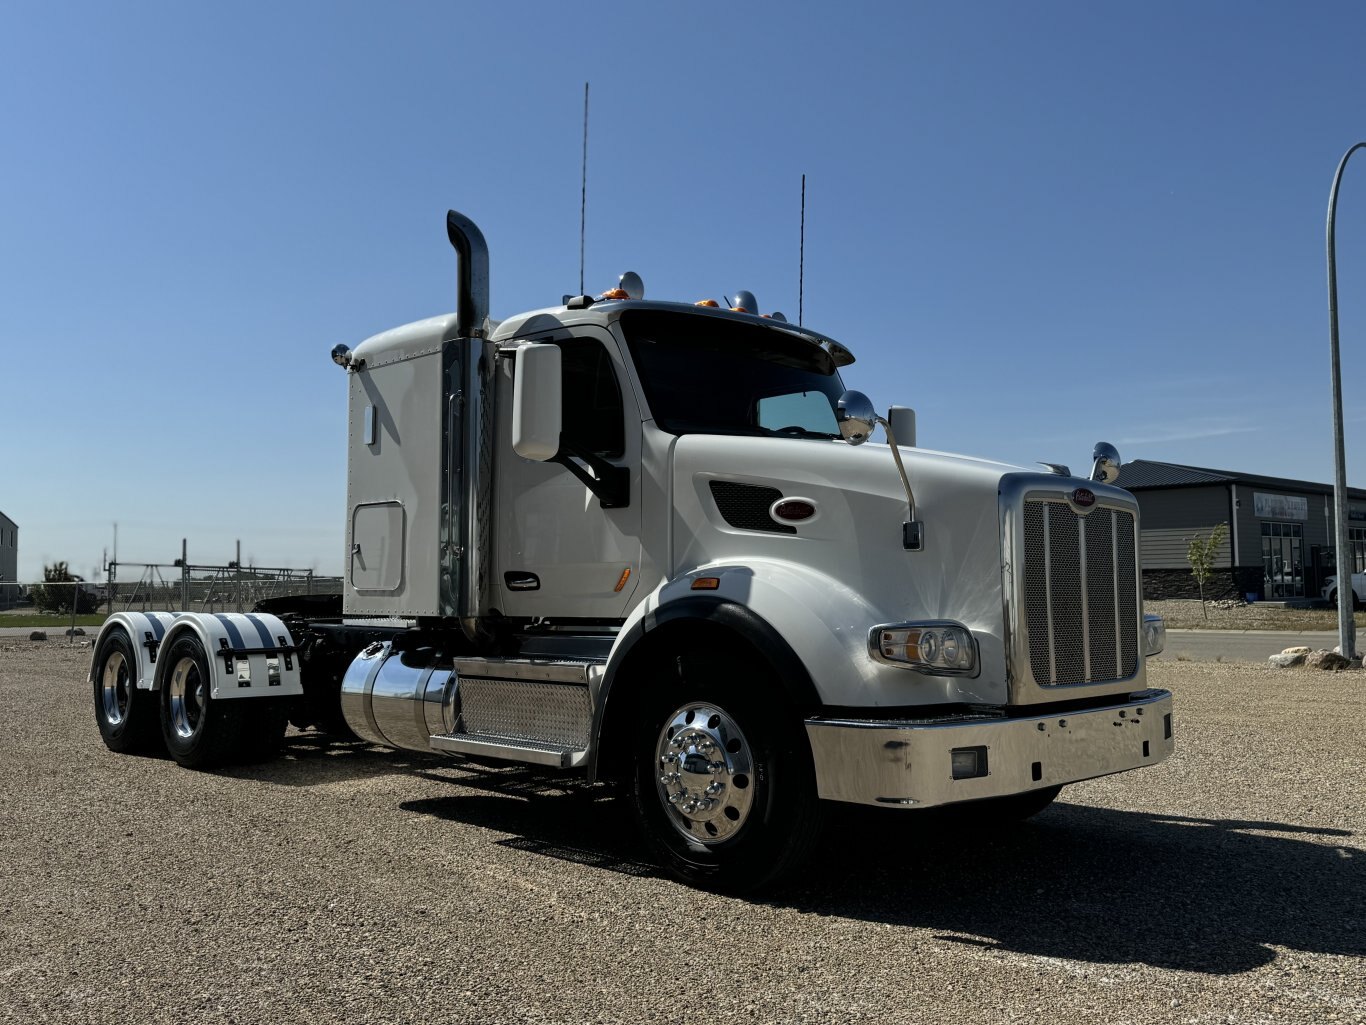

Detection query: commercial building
xmin=0 ymin=510 xmax=16 ymax=608
xmin=1115 ymin=460 xmax=1366 ymax=602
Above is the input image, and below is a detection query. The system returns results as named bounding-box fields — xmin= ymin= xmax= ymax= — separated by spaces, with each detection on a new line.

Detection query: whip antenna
xmin=580 ymin=82 xmax=589 ymax=296
xmin=799 ymin=173 xmax=806 ymax=326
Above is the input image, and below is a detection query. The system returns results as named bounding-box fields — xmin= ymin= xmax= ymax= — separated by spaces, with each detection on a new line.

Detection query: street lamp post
xmin=1327 ymin=142 xmax=1366 ymax=661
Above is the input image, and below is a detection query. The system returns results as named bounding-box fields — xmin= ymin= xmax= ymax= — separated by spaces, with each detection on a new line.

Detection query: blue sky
xmin=4 ymin=1 xmax=1366 ymax=580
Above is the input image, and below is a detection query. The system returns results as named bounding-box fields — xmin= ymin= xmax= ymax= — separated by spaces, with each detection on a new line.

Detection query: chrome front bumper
xmin=805 ymin=689 xmax=1173 ymax=808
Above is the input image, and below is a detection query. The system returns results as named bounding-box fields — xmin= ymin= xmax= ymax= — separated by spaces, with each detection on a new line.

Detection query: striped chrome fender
xmin=90 ymin=611 xmax=304 ymax=701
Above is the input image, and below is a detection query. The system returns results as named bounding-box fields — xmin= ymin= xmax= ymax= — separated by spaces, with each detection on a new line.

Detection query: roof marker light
xmin=600 ymin=288 xmax=629 ymax=300
xmin=695 ymin=299 xmax=720 ymax=307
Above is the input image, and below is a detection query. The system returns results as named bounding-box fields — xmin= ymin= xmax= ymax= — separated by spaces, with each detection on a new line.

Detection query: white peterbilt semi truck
xmin=90 ymin=210 xmax=1171 ymax=891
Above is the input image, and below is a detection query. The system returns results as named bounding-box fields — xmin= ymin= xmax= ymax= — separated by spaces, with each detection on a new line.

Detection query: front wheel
xmin=1328 ymin=589 xmax=1361 ymax=612
xmin=629 ymin=663 xmax=824 ymax=893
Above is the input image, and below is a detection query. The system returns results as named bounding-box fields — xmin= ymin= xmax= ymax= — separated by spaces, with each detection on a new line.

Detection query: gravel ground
xmin=2 ymin=642 xmax=1364 ymax=1025
xmin=1146 ymin=599 xmax=1366 ymax=632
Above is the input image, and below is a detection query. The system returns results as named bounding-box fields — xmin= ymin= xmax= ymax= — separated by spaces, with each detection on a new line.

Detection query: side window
xmin=558 ymin=339 xmax=625 ymax=458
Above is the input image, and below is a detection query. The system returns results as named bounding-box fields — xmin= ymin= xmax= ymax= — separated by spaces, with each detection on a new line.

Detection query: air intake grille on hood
xmin=708 ymin=481 xmax=796 ymax=534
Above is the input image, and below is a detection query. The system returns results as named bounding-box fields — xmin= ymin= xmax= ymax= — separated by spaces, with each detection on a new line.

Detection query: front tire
xmin=92 ymin=628 xmax=162 ymax=753
xmin=628 ymin=653 xmax=824 ymax=893
xmin=1328 ymin=589 xmax=1360 ymax=612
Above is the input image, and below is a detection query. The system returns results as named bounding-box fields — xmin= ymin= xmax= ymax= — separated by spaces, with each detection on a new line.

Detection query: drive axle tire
xmin=159 ymin=633 xmax=245 ymax=769
xmin=92 ymin=628 xmax=162 ymax=754
xmin=628 ymin=651 xmax=825 ymax=893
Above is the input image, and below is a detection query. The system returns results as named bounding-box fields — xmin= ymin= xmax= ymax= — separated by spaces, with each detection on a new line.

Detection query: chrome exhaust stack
xmin=441 ymin=211 xmax=496 ymax=636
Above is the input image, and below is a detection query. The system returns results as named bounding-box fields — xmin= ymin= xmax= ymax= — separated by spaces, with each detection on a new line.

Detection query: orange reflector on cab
xmin=694 ymin=299 xmax=720 ymax=307
xmin=614 ymin=567 xmax=631 ymax=593
xmin=691 ymin=577 xmax=721 ymax=591
xmin=730 ymin=306 xmax=749 ymax=313
xmin=600 ymin=288 xmax=629 ymax=300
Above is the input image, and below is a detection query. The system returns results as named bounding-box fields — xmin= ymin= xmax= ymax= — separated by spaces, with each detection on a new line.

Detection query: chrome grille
xmin=1021 ymin=500 xmax=1138 ymax=685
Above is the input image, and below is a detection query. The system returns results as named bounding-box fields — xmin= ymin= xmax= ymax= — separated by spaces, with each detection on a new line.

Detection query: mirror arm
xmin=554 ymin=441 xmax=631 ymax=509
xmin=878 ymin=416 xmax=922 ymax=550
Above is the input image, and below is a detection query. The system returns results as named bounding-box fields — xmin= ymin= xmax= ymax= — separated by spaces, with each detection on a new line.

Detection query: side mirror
xmin=512 ymin=343 xmax=562 ymax=461
xmin=835 ymin=390 xmax=878 ymax=445
xmin=1091 ymin=441 xmax=1121 ymax=484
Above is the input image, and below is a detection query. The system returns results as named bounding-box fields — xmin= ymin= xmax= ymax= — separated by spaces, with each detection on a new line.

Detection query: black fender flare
xmin=587 ymin=596 xmax=820 ymax=781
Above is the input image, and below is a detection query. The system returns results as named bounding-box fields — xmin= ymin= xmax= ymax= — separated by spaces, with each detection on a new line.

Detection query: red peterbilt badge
xmin=1071 ymin=487 xmax=1096 ymax=507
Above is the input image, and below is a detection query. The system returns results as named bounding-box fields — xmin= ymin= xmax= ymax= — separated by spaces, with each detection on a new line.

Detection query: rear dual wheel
xmin=159 ymin=634 xmax=287 ymax=768
xmin=93 ymin=628 xmax=162 ymax=753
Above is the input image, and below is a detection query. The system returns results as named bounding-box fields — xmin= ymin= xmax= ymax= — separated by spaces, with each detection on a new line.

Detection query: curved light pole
xmin=1327 ymin=143 xmax=1366 ymax=661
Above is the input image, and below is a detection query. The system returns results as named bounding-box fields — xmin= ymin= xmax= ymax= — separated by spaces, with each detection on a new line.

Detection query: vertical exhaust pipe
xmin=443 ymin=210 xmax=494 ymax=636
xmin=446 ymin=210 xmax=490 ymax=338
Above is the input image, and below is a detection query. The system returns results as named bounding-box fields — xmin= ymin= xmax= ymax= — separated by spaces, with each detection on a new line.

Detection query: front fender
xmin=610 ymin=559 xmax=1008 ymax=711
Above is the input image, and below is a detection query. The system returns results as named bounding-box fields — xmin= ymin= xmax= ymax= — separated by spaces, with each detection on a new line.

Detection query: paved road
xmin=1158 ymin=629 xmax=1348 ymax=663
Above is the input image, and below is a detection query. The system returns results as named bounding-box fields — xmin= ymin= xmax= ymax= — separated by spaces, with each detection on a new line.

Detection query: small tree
xmin=1187 ymin=523 xmax=1229 ymax=620
xmin=29 ymin=561 xmax=99 ymax=615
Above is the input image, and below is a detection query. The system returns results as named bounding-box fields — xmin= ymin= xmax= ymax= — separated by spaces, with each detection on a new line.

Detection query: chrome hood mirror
xmin=835 ymin=390 xmax=877 ymax=445
xmin=1091 ymin=442 xmax=1121 ymax=484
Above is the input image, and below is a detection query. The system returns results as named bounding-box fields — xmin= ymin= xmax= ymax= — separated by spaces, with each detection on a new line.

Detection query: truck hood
xmin=670 ymin=433 xmax=1026 ymax=633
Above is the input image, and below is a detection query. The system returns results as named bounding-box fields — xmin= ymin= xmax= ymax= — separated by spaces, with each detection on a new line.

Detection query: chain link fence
xmin=4 ymin=566 xmax=343 ymax=616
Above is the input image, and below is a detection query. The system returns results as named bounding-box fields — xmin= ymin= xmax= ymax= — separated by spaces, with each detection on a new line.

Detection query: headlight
xmin=1142 ymin=613 xmax=1165 ymax=657
xmin=870 ymin=621 xmax=978 ymax=676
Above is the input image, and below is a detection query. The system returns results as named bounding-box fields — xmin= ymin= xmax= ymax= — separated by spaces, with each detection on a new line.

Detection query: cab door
xmin=494 ymin=326 xmax=643 ymax=619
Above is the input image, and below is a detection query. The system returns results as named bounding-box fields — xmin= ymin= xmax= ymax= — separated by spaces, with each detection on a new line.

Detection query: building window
xmin=1262 ymin=521 xmax=1304 ymax=599
xmin=1350 ymin=527 xmax=1366 ymax=574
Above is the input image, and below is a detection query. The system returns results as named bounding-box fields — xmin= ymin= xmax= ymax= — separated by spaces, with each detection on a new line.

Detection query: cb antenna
xmin=579 ymin=81 xmax=589 ymax=296
xmin=799 ymin=173 xmax=806 ymax=326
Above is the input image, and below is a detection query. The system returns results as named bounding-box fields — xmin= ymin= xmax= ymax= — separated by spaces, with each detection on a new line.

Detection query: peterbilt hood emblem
xmin=1071 ymin=487 xmax=1096 ymax=508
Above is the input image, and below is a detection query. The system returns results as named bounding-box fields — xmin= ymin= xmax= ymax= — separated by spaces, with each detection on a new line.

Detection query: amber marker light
xmin=695 ymin=299 xmax=720 ymax=307
xmin=691 ymin=577 xmax=721 ymax=590
xmin=614 ymin=567 xmax=632 ymax=593
xmin=600 ymin=288 xmax=629 ymax=300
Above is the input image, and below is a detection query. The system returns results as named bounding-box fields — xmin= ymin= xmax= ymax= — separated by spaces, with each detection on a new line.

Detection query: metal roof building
xmin=1115 ymin=459 xmax=1366 ymax=602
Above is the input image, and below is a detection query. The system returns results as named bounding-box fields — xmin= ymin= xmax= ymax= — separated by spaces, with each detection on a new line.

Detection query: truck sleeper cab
xmin=90 ymin=209 xmax=1171 ymax=893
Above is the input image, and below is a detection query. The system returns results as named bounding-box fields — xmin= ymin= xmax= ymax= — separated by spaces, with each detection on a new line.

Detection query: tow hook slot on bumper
xmin=804 ymin=689 xmax=1174 ymax=808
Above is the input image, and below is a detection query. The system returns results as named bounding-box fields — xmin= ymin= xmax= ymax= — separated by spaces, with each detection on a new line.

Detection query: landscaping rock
xmin=1306 ymin=649 xmax=1352 ymax=671
xmin=64 ymin=628 xmax=86 ymax=638
xmin=28 ymin=631 xmax=46 ymax=642
xmin=1268 ymin=652 xmax=1306 ymax=668
xmin=1281 ymin=646 xmax=1311 ymax=656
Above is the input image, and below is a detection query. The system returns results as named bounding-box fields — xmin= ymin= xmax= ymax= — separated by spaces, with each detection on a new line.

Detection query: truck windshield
xmin=620 ymin=309 xmax=844 ymax=439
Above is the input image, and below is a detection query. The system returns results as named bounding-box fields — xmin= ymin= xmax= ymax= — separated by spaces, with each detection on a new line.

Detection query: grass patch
xmin=0 ymin=614 xmax=109 ymax=629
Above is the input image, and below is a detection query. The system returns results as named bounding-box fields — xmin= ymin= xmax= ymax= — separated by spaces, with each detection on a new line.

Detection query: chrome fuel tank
xmin=340 ymin=642 xmax=455 ymax=752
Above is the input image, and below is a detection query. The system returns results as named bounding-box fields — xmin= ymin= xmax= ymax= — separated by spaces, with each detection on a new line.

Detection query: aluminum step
xmin=428 ymin=732 xmax=584 ymax=768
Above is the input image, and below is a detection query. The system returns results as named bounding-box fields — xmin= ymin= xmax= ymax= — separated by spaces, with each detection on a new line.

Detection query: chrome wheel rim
xmin=101 ymin=651 xmax=132 ymax=726
xmin=167 ymin=656 xmax=207 ymax=740
xmin=655 ymin=703 xmax=755 ymax=845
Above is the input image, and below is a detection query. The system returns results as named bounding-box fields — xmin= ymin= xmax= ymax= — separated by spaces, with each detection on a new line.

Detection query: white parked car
xmin=1322 ymin=572 xmax=1366 ymax=609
